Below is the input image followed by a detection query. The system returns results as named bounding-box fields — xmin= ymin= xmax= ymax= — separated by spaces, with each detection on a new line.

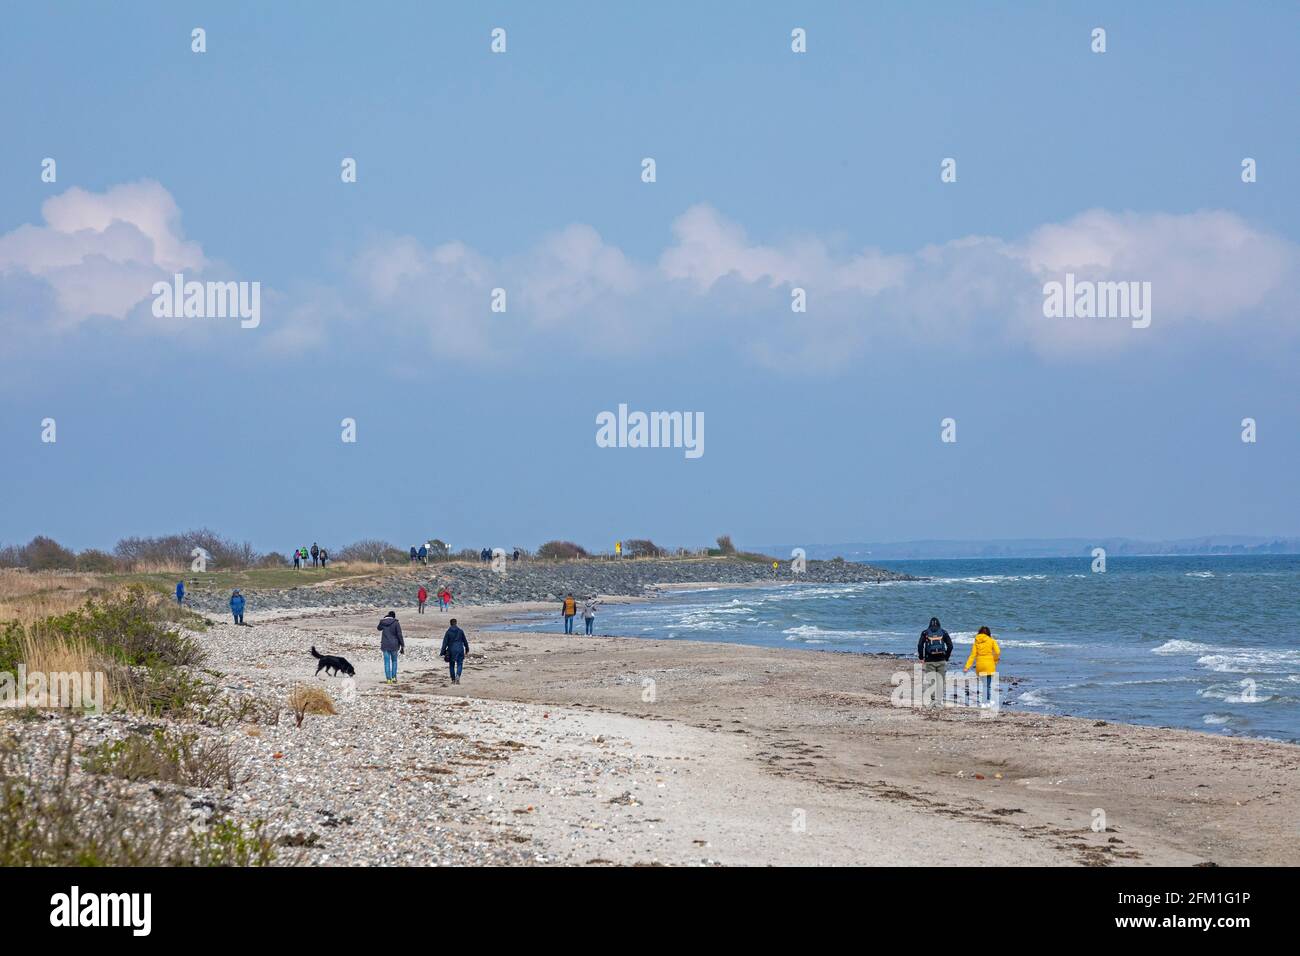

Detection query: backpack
xmin=923 ymin=631 xmax=948 ymax=661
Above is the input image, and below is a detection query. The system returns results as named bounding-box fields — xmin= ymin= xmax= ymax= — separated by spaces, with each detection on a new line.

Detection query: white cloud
xmin=0 ymin=181 xmax=206 ymax=328
xmin=5 ymin=184 xmax=1295 ymax=370
xmin=659 ymin=204 xmax=906 ymax=296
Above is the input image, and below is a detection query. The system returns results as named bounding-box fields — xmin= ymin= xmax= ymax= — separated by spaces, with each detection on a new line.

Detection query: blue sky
xmin=1 ymin=1 xmax=1297 ymax=554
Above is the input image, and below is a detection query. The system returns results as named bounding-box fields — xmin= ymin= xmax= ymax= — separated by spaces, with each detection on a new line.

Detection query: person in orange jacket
xmin=963 ymin=625 xmax=1001 ymax=706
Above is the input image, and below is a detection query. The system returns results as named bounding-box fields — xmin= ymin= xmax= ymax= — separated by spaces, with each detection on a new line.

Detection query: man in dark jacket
xmin=440 ymin=619 xmax=470 ymax=684
xmin=377 ymin=611 xmax=404 ymax=683
xmin=917 ymin=616 xmax=953 ymax=708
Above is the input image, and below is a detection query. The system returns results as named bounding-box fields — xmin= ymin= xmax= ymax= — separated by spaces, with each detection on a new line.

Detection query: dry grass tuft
xmin=287 ymin=685 xmax=337 ymax=727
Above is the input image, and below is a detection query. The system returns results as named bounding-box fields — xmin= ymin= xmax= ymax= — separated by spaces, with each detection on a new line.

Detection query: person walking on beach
xmin=311 ymin=542 xmax=319 ymax=567
xmin=418 ymin=543 xmax=428 ymax=565
xmin=417 ymin=585 xmax=428 ymax=614
xmin=377 ymin=611 xmax=404 ymax=684
xmin=963 ymin=626 xmax=1001 ymax=707
xmin=319 ymin=547 xmax=328 ymax=567
xmin=293 ymin=550 xmax=301 ymax=570
xmin=230 ymin=589 xmax=245 ymax=625
xmin=439 ymin=587 xmax=452 ymax=611
xmin=440 ymin=618 xmax=470 ymax=684
xmin=561 ymin=593 xmax=577 ymax=634
xmin=917 ymin=617 xmax=953 ymax=708
xmin=175 ymin=580 xmax=185 ymax=605
xmin=581 ymin=597 xmax=598 ymax=636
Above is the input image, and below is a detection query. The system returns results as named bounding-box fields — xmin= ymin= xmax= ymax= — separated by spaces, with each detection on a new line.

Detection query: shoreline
xmin=233 ymin=583 xmax=1292 ymax=748
xmin=192 ymin=598 xmax=1298 ymax=865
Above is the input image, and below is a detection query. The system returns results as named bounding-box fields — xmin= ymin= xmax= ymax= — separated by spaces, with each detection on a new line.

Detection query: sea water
xmin=501 ymin=555 xmax=1300 ymax=742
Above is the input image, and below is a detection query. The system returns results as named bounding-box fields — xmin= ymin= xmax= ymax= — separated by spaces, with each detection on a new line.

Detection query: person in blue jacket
xmin=440 ymin=619 xmax=470 ymax=684
xmin=230 ymin=589 xmax=246 ymax=625
xmin=175 ymin=580 xmax=185 ymax=605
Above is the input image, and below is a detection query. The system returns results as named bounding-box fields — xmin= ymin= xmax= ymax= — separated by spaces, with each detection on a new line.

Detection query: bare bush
xmin=622 ymin=539 xmax=663 ymax=558
xmin=83 ymin=728 xmax=248 ymax=790
xmin=536 ymin=540 xmax=589 ymax=560
xmin=0 ymin=537 xmax=79 ymax=571
xmin=113 ymin=528 xmax=259 ymax=571
xmin=336 ymin=539 xmax=405 ymax=564
xmin=74 ymin=549 xmax=119 ymax=573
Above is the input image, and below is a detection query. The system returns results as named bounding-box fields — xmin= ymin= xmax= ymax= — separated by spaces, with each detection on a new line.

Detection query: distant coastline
xmin=762 ymin=537 xmax=1300 ymax=562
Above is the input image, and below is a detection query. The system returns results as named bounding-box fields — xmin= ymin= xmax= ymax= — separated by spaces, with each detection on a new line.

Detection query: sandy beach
xmin=166 ymin=595 xmax=1299 ymax=867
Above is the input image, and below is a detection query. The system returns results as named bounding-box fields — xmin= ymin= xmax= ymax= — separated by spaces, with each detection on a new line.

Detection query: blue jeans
xmin=980 ymin=674 xmax=995 ymax=703
xmin=232 ymin=612 xmax=243 ymax=624
xmin=584 ymin=617 xmax=593 ymax=635
xmin=447 ymin=653 xmax=464 ymax=680
xmin=383 ymin=650 xmax=399 ymax=680
xmin=564 ymin=615 xmax=575 ymax=634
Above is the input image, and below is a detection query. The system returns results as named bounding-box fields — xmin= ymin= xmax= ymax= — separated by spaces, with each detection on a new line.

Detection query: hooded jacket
xmin=377 ymin=614 xmax=404 ymax=653
xmin=440 ymin=626 xmax=469 ymax=659
xmin=964 ymin=632 xmax=1001 ymax=675
xmin=229 ymin=592 xmax=245 ymax=614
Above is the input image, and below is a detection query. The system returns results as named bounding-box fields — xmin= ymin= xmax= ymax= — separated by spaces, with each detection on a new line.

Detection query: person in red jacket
xmin=439 ymin=587 xmax=452 ymax=611
xmin=417 ymin=585 xmax=428 ymax=614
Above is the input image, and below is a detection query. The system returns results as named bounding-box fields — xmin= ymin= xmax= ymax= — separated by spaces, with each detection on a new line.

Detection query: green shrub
xmin=0 ymin=729 xmax=276 ymax=866
xmin=191 ymin=817 xmax=277 ymax=867
xmin=41 ymin=586 xmax=203 ymax=669
xmin=84 ymin=728 xmax=246 ymax=790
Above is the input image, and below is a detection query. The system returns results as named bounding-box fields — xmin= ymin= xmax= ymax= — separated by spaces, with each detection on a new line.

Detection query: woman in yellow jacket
xmin=963 ymin=626 xmax=1001 ymax=706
